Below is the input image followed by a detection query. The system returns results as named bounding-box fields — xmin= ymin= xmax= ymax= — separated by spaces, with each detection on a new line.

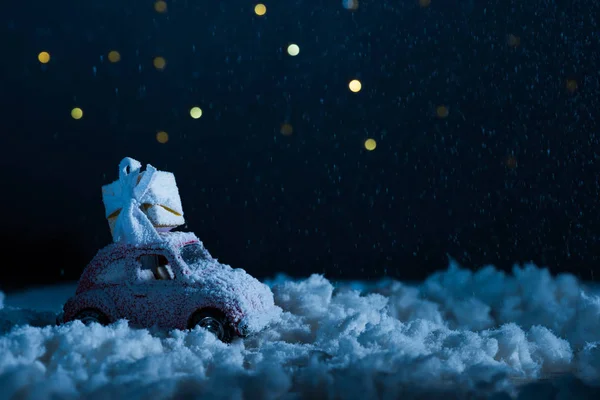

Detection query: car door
xmin=125 ymin=251 xmax=184 ymax=328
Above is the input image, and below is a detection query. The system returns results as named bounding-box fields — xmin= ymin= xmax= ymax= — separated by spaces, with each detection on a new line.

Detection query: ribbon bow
xmin=105 ymin=157 xmax=162 ymax=244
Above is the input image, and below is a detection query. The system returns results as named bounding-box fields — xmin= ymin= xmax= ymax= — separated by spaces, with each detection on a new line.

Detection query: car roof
xmin=91 ymin=231 xmax=201 ymax=265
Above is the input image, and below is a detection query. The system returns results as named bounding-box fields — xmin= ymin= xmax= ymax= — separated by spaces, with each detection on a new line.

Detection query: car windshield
xmin=179 ymin=243 xmax=209 ymax=266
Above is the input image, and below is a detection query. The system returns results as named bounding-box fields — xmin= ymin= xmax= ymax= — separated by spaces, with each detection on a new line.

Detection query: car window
xmin=136 ymin=254 xmax=174 ymax=281
xmin=180 ymin=243 xmax=208 ymax=266
xmin=96 ymin=258 xmax=127 ymax=284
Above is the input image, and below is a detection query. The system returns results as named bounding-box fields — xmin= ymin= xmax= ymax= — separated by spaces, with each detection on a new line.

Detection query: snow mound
xmin=1 ymin=262 xmax=600 ymax=399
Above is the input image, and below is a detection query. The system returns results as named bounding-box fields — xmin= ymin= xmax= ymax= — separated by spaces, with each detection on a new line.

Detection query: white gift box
xmin=101 ymin=157 xmax=185 ymax=244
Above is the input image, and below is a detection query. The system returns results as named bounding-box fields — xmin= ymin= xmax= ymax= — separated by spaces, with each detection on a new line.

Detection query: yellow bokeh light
xmin=566 ymin=79 xmax=578 ymax=93
xmin=364 ymin=138 xmax=377 ymax=151
xmin=280 ymin=123 xmax=293 ymax=136
xmin=436 ymin=105 xmax=449 ymax=118
xmin=287 ymin=44 xmax=300 ymax=56
xmin=154 ymin=0 xmax=167 ymax=13
xmin=418 ymin=0 xmax=431 ymax=7
xmin=254 ymin=3 xmax=266 ymax=16
xmin=507 ymin=34 xmax=521 ymax=48
xmin=505 ymin=155 xmax=517 ymax=169
xmin=190 ymin=107 xmax=203 ymax=119
xmin=156 ymin=131 xmax=169 ymax=144
xmin=71 ymin=108 xmax=83 ymax=120
xmin=349 ymin=79 xmax=362 ymax=93
xmin=108 ymin=50 xmax=121 ymax=63
xmin=38 ymin=51 xmax=50 ymax=64
xmin=153 ymin=56 xmax=166 ymax=70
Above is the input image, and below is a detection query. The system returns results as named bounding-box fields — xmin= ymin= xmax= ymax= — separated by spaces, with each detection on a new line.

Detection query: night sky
xmin=1 ymin=0 xmax=599 ymax=291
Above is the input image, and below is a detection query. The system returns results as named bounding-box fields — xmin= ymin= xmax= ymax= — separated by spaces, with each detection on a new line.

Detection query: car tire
xmin=73 ymin=309 xmax=109 ymax=326
xmin=189 ymin=309 xmax=233 ymax=343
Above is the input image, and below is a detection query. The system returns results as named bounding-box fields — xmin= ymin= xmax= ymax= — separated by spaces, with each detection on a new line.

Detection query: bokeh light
xmin=349 ymin=79 xmax=362 ymax=93
xmin=566 ymin=79 xmax=578 ymax=93
xmin=507 ymin=34 xmax=521 ymax=48
xmin=156 ymin=131 xmax=169 ymax=143
xmin=38 ymin=51 xmax=51 ymax=64
xmin=505 ymin=155 xmax=518 ymax=169
xmin=280 ymin=123 xmax=293 ymax=136
xmin=342 ymin=0 xmax=359 ymax=11
xmin=419 ymin=0 xmax=431 ymax=7
xmin=154 ymin=0 xmax=167 ymax=13
xmin=364 ymin=138 xmax=377 ymax=151
xmin=190 ymin=107 xmax=203 ymax=119
xmin=108 ymin=51 xmax=121 ymax=63
xmin=254 ymin=4 xmax=266 ymax=16
xmin=287 ymin=44 xmax=300 ymax=56
xmin=153 ymin=57 xmax=167 ymax=70
xmin=436 ymin=105 xmax=449 ymax=118
xmin=71 ymin=108 xmax=83 ymax=120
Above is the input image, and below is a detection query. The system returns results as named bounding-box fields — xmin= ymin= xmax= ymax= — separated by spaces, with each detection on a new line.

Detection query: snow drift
xmin=1 ymin=261 xmax=600 ymax=399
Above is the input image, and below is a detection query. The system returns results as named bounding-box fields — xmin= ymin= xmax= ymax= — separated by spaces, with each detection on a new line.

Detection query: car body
xmin=60 ymin=231 xmax=281 ymax=339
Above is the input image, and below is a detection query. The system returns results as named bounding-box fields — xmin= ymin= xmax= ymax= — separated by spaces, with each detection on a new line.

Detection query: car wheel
xmin=189 ymin=310 xmax=232 ymax=343
xmin=73 ymin=309 xmax=109 ymax=326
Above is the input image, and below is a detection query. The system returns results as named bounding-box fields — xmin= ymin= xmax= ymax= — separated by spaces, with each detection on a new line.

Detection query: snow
xmin=1 ymin=262 xmax=600 ymax=399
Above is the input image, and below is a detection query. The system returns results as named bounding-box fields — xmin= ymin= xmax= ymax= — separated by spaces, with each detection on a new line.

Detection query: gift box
xmin=101 ymin=157 xmax=185 ymax=244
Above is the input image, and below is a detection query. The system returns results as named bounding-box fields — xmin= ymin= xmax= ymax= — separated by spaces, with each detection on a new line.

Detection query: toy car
xmin=58 ymin=231 xmax=281 ymax=342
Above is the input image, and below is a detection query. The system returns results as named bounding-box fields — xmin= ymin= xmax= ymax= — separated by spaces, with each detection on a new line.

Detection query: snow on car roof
xmin=91 ymin=231 xmax=199 ymax=261
xmin=156 ymin=231 xmax=200 ymax=249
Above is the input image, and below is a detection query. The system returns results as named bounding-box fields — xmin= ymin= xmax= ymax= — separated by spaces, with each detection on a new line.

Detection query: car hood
xmin=182 ymin=259 xmax=281 ymax=333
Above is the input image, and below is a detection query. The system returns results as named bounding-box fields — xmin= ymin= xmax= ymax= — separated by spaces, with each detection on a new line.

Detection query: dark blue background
xmin=1 ymin=0 xmax=599 ymax=290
